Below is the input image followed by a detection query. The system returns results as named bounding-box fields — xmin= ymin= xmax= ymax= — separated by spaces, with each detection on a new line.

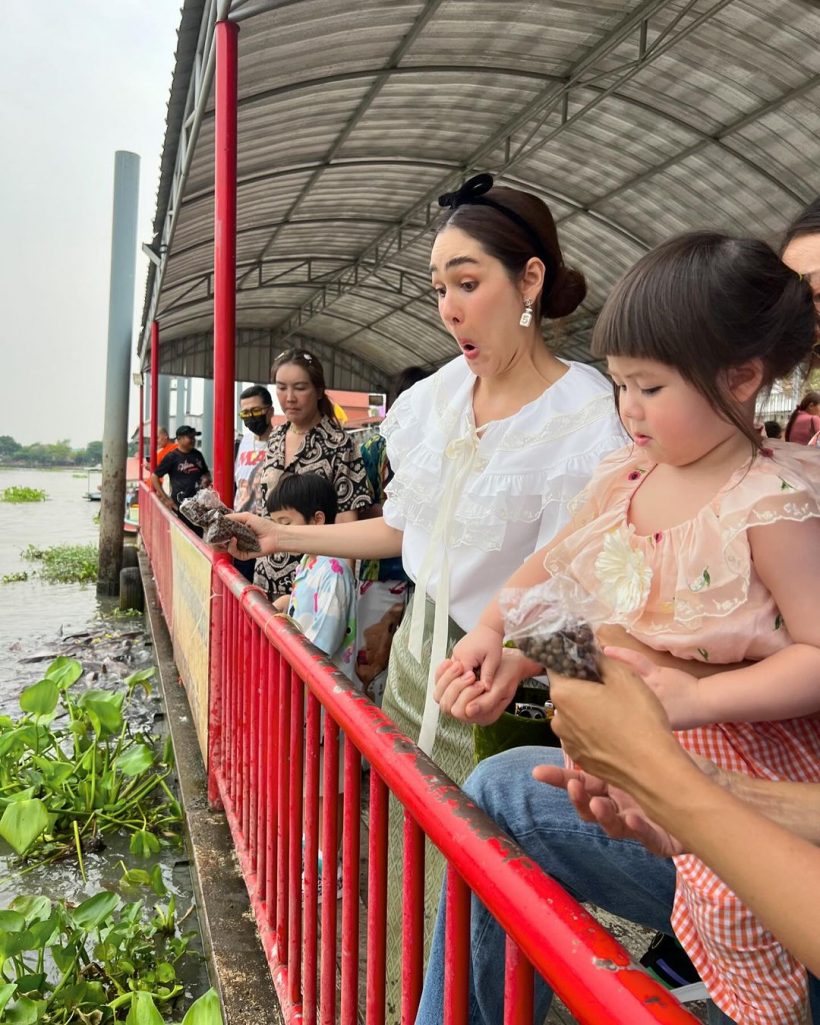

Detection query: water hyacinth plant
xmin=0 ymin=658 xmax=180 ymax=875
xmin=0 ymin=889 xmax=221 ymax=1024
xmin=21 ymin=546 xmax=98 ymax=585
xmin=1 ymin=488 xmax=47 ymax=503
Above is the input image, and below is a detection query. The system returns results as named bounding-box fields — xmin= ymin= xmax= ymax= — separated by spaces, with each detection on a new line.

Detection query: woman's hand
xmin=532 ymin=764 xmax=685 ymax=858
xmin=601 ymin=645 xmax=706 ymax=729
xmin=548 ymin=653 xmax=686 ymax=791
xmin=224 ymin=512 xmax=280 ymax=558
xmin=448 ymin=624 xmax=506 ymax=688
xmin=434 ymin=648 xmax=539 ymax=725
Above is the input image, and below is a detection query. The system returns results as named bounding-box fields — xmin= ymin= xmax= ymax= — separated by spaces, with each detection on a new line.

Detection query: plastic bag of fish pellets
xmin=178 ymin=489 xmax=260 ymax=553
xmin=499 ymin=576 xmax=607 ymax=683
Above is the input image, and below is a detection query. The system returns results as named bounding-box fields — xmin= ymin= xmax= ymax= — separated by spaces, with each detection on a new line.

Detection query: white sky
xmin=0 ymin=1 xmax=182 ymax=447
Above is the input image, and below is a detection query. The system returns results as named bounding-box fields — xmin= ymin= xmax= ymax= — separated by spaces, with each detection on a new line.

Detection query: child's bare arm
xmin=638 ymin=517 xmax=820 ymax=727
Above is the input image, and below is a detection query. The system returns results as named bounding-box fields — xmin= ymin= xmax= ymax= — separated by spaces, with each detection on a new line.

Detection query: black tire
xmin=119 ymin=567 xmax=144 ymax=612
xmin=121 ymin=545 xmax=139 ymax=569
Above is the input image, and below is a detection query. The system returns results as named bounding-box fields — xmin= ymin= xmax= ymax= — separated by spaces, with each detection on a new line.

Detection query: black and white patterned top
xmin=253 ymin=415 xmax=372 ymax=599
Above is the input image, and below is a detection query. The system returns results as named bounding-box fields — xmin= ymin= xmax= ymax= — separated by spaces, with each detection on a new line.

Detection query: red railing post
xmin=320 ymin=719 xmax=340 ymax=1025
xmin=340 ymin=743 xmax=362 ymax=1025
xmin=402 ymin=814 xmax=425 ymax=1024
xmin=365 ymin=772 xmax=388 ymax=1025
xmin=303 ymin=691 xmax=321 ymax=1025
xmin=213 ymin=18 xmax=238 ymax=505
xmin=504 ymin=938 xmax=535 ymax=1025
xmin=138 ymin=382 xmax=144 ymax=481
xmin=443 ymin=869 xmax=470 ymax=1025
xmin=149 ymin=320 xmax=159 ymax=474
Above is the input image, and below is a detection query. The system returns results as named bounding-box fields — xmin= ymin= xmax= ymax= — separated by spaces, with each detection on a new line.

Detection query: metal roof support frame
xmin=213 ymin=18 xmax=239 ymax=505
xmin=266 ymin=0 xmax=711 ymax=349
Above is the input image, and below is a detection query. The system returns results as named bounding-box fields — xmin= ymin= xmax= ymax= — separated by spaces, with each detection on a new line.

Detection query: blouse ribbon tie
xmin=408 ymin=427 xmax=483 ymax=756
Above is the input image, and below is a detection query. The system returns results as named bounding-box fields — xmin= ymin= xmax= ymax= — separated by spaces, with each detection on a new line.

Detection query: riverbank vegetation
xmin=0 ymin=437 xmax=104 ymax=468
xmin=2 ymin=487 xmax=47 ymax=503
xmin=22 ymin=545 xmax=98 ymax=584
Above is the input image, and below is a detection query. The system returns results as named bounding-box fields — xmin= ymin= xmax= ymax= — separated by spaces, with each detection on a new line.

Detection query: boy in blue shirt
xmin=266 ymin=472 xmax=357 ymax=681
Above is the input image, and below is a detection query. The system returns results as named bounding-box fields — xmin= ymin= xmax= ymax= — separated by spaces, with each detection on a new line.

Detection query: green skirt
xmin=380 ymin=593 xmax=474 ymax=1024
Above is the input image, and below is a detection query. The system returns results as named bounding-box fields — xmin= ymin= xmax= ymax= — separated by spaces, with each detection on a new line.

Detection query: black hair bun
xmin=542 ymin=265 xmax=586 ymax=319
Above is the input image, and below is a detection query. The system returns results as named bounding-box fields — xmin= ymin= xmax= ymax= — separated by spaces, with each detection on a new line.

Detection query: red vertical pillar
xmin=213 ymin=19 xmax=238 ymax=504
xmin=150 ymin=320 xmax=159 ymax=473
xmin=138 ymin=383 xmax=144 ymax=481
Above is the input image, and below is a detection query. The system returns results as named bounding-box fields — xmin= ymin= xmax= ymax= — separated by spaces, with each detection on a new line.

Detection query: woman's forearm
xmin=631 ymin=758 xmax=820 ymax=976
xmin=724 ymin=775 xmax=820 ymax=845
xmin=279 ymin=515 xmax=403 ymax=561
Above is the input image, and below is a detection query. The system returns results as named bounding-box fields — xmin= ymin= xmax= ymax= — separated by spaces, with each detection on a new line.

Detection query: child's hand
xmin=602 ymin=646 xmax=706 ymax=730
xmin=435 ymin=649 xmax=538 ymax=726
xmin=273 ymin=594 xmax=290 ymax=613
xmin=449 ymin=625 xmax=505 ymax=688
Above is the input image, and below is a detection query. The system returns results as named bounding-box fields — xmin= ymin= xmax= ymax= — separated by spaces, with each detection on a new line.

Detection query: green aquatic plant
xmin=2 ymin=487 xmax=47 ymax=503
xmin=0 ymin=658 xmax=180 ymax=874
xmin=22 ymin=545 xmax=98 ymax=584
xmin=2 ymin=572 xmax=28 ymax=584
xmin=0 ymin=890 xmax=221 ymax=1024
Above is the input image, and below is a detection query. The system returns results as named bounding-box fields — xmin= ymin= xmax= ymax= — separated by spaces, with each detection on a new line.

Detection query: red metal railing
xmin=140 ymin=491 xmax=698 ymax=1024
xmin=139 ymin=484 xmax=175 ymax=628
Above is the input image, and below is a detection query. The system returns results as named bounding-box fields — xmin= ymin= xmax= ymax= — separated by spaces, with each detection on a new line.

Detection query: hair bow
xmin=438 ymin=173 xmax=494 ymax=210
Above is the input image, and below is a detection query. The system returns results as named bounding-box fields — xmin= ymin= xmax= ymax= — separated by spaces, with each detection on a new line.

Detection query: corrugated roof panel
xmin=141 ymin=0 xmax=820 ymax=384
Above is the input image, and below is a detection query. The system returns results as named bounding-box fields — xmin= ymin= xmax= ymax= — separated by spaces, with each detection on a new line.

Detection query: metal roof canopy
xmin=141 ymin=0 xmax=820 ymax=390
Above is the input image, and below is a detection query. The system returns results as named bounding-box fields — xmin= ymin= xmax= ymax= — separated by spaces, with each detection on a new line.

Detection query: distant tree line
xmin=0 ymin=436 xmax=104 ymax=467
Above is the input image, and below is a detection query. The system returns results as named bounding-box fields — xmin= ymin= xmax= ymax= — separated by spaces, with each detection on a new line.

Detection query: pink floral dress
xmin=543 ymin=440 xmax=820 ymax=1025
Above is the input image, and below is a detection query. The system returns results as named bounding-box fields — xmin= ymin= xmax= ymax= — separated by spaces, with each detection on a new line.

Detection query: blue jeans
xmin=415 ymin=747 xmax=819 ymax=1025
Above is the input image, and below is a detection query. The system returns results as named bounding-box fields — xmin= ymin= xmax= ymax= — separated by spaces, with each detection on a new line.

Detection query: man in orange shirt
xmin=145 ymin=427 xmax=177 ymax=489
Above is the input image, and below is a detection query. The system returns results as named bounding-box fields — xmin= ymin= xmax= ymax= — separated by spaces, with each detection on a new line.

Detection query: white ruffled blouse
xmin=381 ymin=356 xmax=626 ymax=633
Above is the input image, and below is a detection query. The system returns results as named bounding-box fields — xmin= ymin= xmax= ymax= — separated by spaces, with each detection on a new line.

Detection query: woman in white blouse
xmin=233 ymin=173 xmax=623 ymax=768
xmin=231 ymin=173 xmax=625 ymax=1012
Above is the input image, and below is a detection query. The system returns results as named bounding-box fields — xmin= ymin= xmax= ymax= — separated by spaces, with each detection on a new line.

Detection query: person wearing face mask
xmin=234 ymin=384 xmax=274 ymax=512
xmin=233 ymin=385 xmax=275 ymax=580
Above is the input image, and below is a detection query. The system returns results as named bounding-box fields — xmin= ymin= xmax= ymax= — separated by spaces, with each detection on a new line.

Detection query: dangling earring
xmin=519 ymin=297 xmax=534 ymax=328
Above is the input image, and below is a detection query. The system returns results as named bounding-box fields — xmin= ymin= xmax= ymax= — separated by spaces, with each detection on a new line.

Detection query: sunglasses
xmin=238 ymin=406 xmax=271 ymax=420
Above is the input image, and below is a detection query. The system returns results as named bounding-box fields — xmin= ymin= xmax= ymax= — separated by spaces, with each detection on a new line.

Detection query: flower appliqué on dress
xmin=593 ymin=526 xmax=653 ymax=616
xmin=689 ymin=567 xmax=711 ymax=592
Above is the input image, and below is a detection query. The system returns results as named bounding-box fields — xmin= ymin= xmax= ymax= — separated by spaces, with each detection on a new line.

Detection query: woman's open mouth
xmin=459 ymin=339 xmax=479 ymax=360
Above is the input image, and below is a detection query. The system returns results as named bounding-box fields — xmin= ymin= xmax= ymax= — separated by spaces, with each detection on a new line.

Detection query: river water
xmin=0 ymin=467 xmax=103 ymax=668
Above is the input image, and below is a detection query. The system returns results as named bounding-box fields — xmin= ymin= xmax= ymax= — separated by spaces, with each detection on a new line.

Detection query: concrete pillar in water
xmin=201 ymin=377 xmax=214 ymax=468
xmin=97 ymin=151 xmax=140 ymax=597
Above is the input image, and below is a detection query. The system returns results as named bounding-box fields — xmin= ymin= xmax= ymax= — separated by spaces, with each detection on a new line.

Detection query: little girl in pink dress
xmin=439 ymin=232 xmax=820 ymax=1024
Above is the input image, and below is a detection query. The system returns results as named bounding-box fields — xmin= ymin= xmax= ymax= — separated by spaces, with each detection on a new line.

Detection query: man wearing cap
xmin=150 ymin=426 xmax=210 ymax=513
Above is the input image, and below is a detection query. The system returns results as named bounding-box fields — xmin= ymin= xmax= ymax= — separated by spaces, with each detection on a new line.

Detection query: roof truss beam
xmin=266 ymin=0 xmax=733 ymax=348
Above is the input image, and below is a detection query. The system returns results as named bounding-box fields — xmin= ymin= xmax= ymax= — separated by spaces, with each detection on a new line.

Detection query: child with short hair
xmin=438 ymin=232 xmax=820 ymax=1025
xmin=266 ymin=473 xmax=357 ymax=680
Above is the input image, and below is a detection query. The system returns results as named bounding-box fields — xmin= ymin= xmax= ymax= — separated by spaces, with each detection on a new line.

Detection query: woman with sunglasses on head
xmin=252 ymin=348 xmax=372 ymax=602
